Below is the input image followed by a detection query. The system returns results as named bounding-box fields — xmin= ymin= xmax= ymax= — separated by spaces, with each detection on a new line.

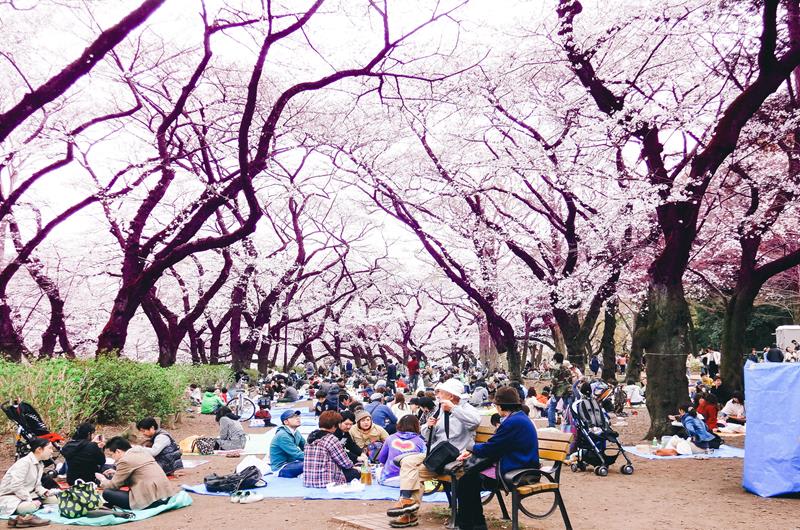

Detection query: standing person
xmin=707 ymin=348 xmax=721 ymax=379
xmin=407 ymin=355 xmax=420 ymax=393
xmin=269 ymin=410 xmax=306 ymax=478
xmin=136 ymin=417 xmax=184 ymax=475
xmin=95 ymin=437 xmax=179 ymax=510
xmin=747 ymin=348 xmax=759 ymax=363
xmin=589 ymin=354 xmax=600 ymax=377
xmin=384 ymin=378 xmax=481 ymax=528
xmin=303 ymin=411 xmax=360 ymax=488
xmin=345 ymin=359 xmax=354 ymax=377
xmin=215 ymin=406 xmax=247 ymax=451
xmin=766 ymin=343 xmax=785 ymax=363
xmin=61 ymin=423 xmax=106 ymax=485
xmin=0 ymin=437 xmax=60 ymax=523
xmin=547 ymin=353 xmax=573 ymax=428
xmin=386 ymin=359 xmax=398 ymax=393
xmin=454 ymin=387 xmax=540 ymax=530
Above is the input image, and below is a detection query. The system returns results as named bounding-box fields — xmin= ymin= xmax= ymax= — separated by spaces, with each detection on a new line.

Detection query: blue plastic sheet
xmin=743 ymin=361 xmax=800 ymax=497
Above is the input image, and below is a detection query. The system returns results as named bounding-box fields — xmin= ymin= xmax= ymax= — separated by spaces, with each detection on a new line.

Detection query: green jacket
xmin=200 ymin=391 xmax=224 ymax=414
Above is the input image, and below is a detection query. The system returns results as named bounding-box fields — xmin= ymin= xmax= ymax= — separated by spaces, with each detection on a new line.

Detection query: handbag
xmin=461 ymin=454 xmax=496 ymax=475
xmin=58 ymin=479 xmax=104 ymax=519
xmin=204 ymin=465 xmax=266 ymax=493
xmin=423 ymin=407 xmax=460 ymax=474
xmin=191 ymin=436 xmax=217 ymax=455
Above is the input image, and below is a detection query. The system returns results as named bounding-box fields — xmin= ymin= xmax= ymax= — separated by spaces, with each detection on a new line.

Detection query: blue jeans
xmin=546 ymin=396 xmax=572 ymax=428
xmin=278 ymin=460 xmax=304 ymax=478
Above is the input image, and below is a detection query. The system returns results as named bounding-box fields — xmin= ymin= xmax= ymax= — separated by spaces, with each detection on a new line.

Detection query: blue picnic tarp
xmin=743 ymin=361 xmax=800 ymax=497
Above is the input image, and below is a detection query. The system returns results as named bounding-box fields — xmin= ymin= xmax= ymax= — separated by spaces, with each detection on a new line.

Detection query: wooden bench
xmin=433 ymin=424 xmax=573 ymax=530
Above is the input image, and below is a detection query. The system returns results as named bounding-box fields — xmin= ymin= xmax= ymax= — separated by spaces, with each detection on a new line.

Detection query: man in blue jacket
xmin=366 ymin=393 xmax=398 ymax=435
xmin=455 ymin=386 xmax=539 ymax=530
xmin=269 ymin=410 xmax=305 ymax=478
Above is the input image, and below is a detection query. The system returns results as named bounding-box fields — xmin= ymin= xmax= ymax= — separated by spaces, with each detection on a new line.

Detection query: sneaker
xmin=239 ymin=492 xmax=263 ymax=504
xmin=386 ymin=498 xmax=419 ymax=517
xmin=389 ymin=514 xmax=418 ymax=528
xmin=230 ymin=491 xmax=244 ymax=503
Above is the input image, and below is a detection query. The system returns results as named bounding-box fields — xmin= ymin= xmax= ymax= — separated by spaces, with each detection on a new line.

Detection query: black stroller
xmin=2 ymin=399 xmax=64 ymax=487
xmin=569 ymin=395 xmax=634 ymax=477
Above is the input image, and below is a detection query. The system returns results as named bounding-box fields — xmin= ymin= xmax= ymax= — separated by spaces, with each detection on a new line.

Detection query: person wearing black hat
xmin=453 ymin=386 xmax=540 ymax=530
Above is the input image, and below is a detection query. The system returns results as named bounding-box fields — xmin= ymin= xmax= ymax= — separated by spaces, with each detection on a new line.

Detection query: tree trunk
xmin=626 ymin=299 xmax=649 ymax=384
xmin=638 ymin=281 xmax=692 ymax=439
xmin=553 ymin=309 xmax=586 ymax=370
xmin=720 ymin=284 xmax=760 ymax=393
xmin=550 ymin=324 xmax=566 ymax=357
xmin=0 ymin=300 xmax=27 ymax=361
xmin=600 ymin=300 xmax=618 ymax=382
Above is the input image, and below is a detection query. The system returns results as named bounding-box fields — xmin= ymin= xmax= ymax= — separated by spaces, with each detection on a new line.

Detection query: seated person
xmin=215 ymin=406 xmax=247 ymax=451
xmin=136 ymin=417 xmax=184 ymax=475
xmin=696 ymin=393 xmax=719 ymax=431
xmin=269 ymin=410 xmax=305 ymax=478
xmin=278 ymin=384 xmax=300 ymax=403
xmin=718 ymin=392 xmax=746 ymax=426
xmin=376 ymin=415 xmax=425 ymax=485
xmin=200 ymin=387 xmax=225 ymax=414
xmin=365 ymin=393 xmax=398 ymax=434
xmin=350 ymin=410 xmax=389 ymax=462
xmin=333 ymin=410 xmax=363 ymax=464
xmin=254 ymin=398 xmax=274 ymax=426
xmin=96 ymin=437 xmax=178 ymax=510
xmin=315 ymin=389 xmax=334 ymax=416
xmin=187 ymin=384 xmax=202 ymax=406
xmin=669 ymin=404 xmax=717 ymax=452
xmin=303 ymin=411 xmax=360 ymax=488
xmin=0 ymin=437 xmax=59 ymax=525
xmin=455 ymin=387 xmax=539 ymax=530
xmin=61 ymin=423 xmax=106 ymax=485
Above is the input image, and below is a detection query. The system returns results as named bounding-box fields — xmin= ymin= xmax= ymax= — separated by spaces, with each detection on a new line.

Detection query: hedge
xmin=0 ymin=359 xmax=232 ymax=436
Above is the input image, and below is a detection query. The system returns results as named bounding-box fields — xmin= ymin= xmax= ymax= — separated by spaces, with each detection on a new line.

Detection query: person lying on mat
xmin=0 ymin=437 xmax=59 ymax=524
xmin=61 ymin=422 xmax=107 ymax=486
xmin=215 ymin=407 xmax=246 ymax=451
xmin=303 ymin=411 xmax=360 ymax=488
xmin=136 ymin=417 xmax=184 ymax=475
xmin=96 ymin=437 xmax=178 ymax=511
xmin=270 ymin=410 xmax=306 ymax=478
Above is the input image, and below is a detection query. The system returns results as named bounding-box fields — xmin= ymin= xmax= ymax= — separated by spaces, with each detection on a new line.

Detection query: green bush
xmin=0 ymin=359 xmax=233 ymax=436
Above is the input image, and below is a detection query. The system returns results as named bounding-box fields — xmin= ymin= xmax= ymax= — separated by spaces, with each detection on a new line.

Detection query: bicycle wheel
xmin=227 ymin=396 xmax=256 ymax=421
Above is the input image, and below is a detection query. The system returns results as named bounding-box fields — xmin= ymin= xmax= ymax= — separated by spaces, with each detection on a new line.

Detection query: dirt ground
xmin=2 ymin=403 xmax=798 ymax=530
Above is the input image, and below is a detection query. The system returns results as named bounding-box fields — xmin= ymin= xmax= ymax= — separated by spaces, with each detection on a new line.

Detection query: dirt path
xmin=2 ymin=404 xmax=797 ymax=530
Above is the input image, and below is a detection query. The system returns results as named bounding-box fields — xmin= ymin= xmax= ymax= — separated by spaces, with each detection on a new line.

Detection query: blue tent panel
xmin=743 ymin=361 xmax=800 ymax=497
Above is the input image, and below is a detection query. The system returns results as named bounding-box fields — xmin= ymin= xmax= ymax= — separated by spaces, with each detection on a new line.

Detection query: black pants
xmin=103 ymin=490 xmax=169 ymax=511
xmin=455 ymin=472 xmax=488 ymax=530
xmin=343 ymin=467 xmax=360 ymax=482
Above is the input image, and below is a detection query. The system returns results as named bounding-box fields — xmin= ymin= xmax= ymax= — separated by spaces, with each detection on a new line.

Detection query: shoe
xmin=10 ymin=515 xmax=50 ymax=528
xmin=239 ymin=492 xmax=263 ymax=504
xmin=386 ymin=498 xmax=419 ymax=517
xmin=230 ymin=491 xmax=244 ymax=503
xmin=389 ymin=514 xmax=418 ymax=528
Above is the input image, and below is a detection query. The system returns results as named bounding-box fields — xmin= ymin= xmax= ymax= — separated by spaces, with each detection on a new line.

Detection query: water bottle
xmin=652 ymin=436 xmax=659 ymax=449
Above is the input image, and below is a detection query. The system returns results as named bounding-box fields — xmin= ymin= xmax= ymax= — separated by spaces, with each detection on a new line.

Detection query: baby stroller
xmin=2 ymin=400 xmax=64 ymax=465
xmin=569 ymin=395 xmax=634 ymax=477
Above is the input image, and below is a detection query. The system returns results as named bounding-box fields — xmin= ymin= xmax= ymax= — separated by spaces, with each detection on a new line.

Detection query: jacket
xmin=218 ymin=416 xmax=247 ymax=450
xmin=696 ymin=400 xmax=719 ymax=431
xmin=766 ymin=347 xmax=785 ymax=362
xmin=98 ymin=447 xmax=178 ymax=510
xmin=365 ymin=401 xmax=397 ymax=431
xmin=680 ymin=413 xmax=715 ymax=443
xmin=144 ymin=430 xmax=183 ymax=474
xmin=270 ymin=425 xmax=306 ymax=469
xmin=325 ymin=385 xmax=341 ymax=410
xmin=303 ymin=430 xmax=354 ymax=488
xmin=387 ymin=364 xmax=397 ymax=381
xmin=200 ymin=391 xmax=224 ymax=414
xmin=60 ymin=439 xmax=105 ymax=485
xmin=0 ymin=453 xmax=48 ymax=516
xmin=333 ymin=428 xmax=362 ymax=463
xmin=421 ymin=402 xmax=481 ymax=452
xmin=472 ymin=411 xmax=539 ymax=475
xmin=350 ymin=424 xmax=389 ymax=450
xmin=376 ymin=431 xmax=425 ymax=481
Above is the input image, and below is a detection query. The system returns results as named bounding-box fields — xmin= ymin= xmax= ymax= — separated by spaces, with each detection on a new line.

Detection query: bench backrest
xmin=474 ymin=422 xmax=572 ymax=462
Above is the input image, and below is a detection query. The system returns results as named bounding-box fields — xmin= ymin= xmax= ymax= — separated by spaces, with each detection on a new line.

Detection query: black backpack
xmin=204 ymin=465 xmax=266 ymax=493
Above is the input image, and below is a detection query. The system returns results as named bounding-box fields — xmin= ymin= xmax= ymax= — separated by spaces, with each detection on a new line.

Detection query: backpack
xmin=191 ymin=436 xmax=218 ymax=455
xmin=58 ymin=480 xmax=104 ymax=518
xmin=204 ymin=465 xmax=266 ymax=493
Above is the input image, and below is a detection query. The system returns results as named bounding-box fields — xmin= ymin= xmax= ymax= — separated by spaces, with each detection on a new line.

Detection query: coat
xmin=472 ymin=410 xmax=539 ymax=475
xmin=376 ymin=431 xmax=425 ymax=481
xmin=200 ymin=391 xmax=224 ymax=414
xmin=269 ymin=425 xmax=306 ymax=470
xmin=303 ymin=430 xmax=354 ymax=488
xmin=98 ymin=447 xmax=178 ymax=510
xmin=60 ymin=439 xmax=105 ymax=485
xmin=0 ymin=453 xmax=48 ymax=516
xmin=217 ymin=416 xmax=247 ymax=451
xmin=350 ymin=424 xmax=389 ymax=450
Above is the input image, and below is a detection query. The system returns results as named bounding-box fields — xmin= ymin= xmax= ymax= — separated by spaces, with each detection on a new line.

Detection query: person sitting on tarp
xmin=718 ymin=392 xmax=746 ymax=426
xmin=200 ymin=387 xmax=225 ymax=414
xmin=303 ymin=411 xmax=360 ymax=488
xmin=696 ymin=393 xmax=719 ymax=432
xmin=61 ymin=423 xmax=106 ymax=485
xmin=215 ymin=407 xmax=246 ymax=451
xmin=333 ymin=411 xmax=364 ymax=464
xmin=96 ymin=437 xmax=178 ymax=510
xmin=136 ymin=417 xmax=184 ymax=475
xmin=270 ymin=410 xmax=305 ymax=478
xmin=668 ymin=404 xmax=718 ymax=452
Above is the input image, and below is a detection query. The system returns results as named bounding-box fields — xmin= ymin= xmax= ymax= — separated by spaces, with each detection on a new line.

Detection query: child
xmin=376 ymin=415 xmax=425 ymax=485
xmin=314 ymin=390 xmax=330 ymax=416
xmin=255 ymin=397 xmax=274 ymax=426
xmin=696 ymin=392 xmax=719 ymax=431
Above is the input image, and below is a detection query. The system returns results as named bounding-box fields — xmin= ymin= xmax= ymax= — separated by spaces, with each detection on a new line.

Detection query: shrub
xmin=0 ymin=359 xmax=233 ymax=436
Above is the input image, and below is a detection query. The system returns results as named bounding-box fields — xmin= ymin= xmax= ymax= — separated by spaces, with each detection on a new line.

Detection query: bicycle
xmin=226 ymin=388 xmax=256 ymax=421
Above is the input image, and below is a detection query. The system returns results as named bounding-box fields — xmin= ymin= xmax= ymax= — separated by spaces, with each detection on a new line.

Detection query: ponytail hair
xmin=679 ymin=403 xmax=697 ymax=417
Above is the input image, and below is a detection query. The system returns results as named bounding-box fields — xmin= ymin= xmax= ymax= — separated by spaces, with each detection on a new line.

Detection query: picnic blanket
xmin=0 ymin=491 xmax=192 ymax=526
xmin=182 ymin=459 xmax=209 ymax=469
xmin=624 ymin=444 xmax=744 ymax=460
xmin=183 ymin=477 xmax=449 ymax=502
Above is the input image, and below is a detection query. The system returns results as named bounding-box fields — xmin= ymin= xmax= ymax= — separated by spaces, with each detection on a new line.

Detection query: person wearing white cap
xmin=384 ymin=378 xmax=481 ymax=528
